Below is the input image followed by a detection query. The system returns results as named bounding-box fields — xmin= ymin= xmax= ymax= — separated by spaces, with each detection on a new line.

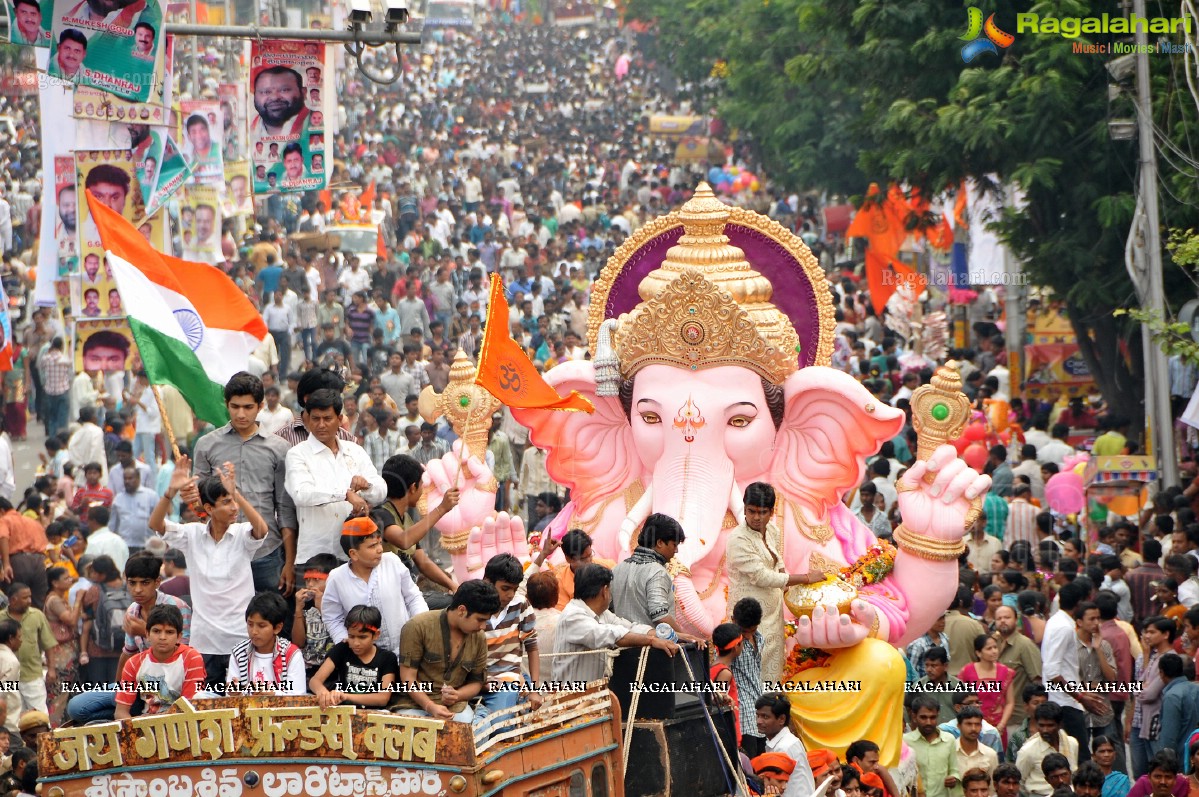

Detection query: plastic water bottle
xmin=655 ymin=623 xmax=678 ymax=643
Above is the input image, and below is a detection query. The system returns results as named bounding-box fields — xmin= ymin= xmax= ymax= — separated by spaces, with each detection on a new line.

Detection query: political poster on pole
xmin=130 ymin=124 xmax=164 ymax=206
xmin=48 ymin=0 xmax=164 ymax=102
xmin=218 ymin=82 xmax=247 ymax=163
xmin=35 ymin=46 xmax=76 ymax=309
xmin=75 ymin=149 xmax=164 ymax=319
xmin=249 ymin=39 xmax=328 ymax=194
xmin=5 ymin=0 xmax=52 ymax=46
xmin=179 ymin=185 xmax=221 ymax=264
xmin=53 ymin=155 xmax=78 ymax=278
xmin=144 ymin=132 xmax=190 ymax=216
xmin=180 ymin=99 xmax=223 ymax=185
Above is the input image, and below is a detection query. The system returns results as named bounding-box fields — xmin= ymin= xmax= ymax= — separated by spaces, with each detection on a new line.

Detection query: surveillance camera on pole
xmin=348 ymin=0 xmax=373 ymax=27
xmin=385 ymin=0 xmax=409 ymax=29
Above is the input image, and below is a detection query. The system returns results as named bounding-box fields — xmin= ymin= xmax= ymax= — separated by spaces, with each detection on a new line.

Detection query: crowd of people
xmin=0 ymin=10 xmax=1187 ymax=797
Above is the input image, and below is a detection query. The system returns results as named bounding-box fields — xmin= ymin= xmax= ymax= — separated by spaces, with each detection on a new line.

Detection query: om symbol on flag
xmin=498 ymin=363 xmax=522 ymax=394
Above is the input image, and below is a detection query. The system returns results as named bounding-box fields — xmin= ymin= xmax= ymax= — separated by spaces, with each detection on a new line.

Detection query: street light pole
xmin=1133 ymin=0 xmax=1179 ymax=486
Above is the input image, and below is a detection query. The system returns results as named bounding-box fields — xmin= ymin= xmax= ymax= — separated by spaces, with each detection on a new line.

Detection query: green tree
xmin=627 ymin=0 xmax=1199 ymax=434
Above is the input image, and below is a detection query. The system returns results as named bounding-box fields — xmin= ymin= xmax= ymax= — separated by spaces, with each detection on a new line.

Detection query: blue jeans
xmin=395 ymin=706 xmax=474 ymax=723
xmin=351 ymin=341 xmax=370 ymax=368
xmin=43 ymin=392 xmax=68 ymax=438
xmin=473 ymin=680 xmax=525 ymax=734
xmin=134 ymin=432 xmax=158 ymax=480
xmin=271 ymin=330 xmax=291 ymax=378
xmin=251 ymin=546 xmax=284 ymax=594
xmin=67 ymin=687 xmax=117 ymax=723
xmin=299 ymin=328 xmax=316 ymax=366
xmin=1131 ymin=728 xmax=1153 ymax=779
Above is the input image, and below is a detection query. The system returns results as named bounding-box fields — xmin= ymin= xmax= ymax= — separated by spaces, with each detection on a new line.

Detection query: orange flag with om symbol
xmin=475 ymin=274 xmax=594 ymax=413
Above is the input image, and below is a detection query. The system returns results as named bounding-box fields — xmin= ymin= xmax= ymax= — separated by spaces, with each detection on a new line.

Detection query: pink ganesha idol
xmin=420 ymin=184 xmax=989 ymax=764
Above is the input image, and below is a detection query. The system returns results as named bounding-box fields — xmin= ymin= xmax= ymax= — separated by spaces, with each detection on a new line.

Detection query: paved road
xmin=13 ymin=422 xmax=47 ymax=496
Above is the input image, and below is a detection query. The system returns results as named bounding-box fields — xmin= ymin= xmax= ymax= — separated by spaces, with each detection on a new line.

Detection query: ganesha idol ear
xmin=509 ymin=360 xmax=643 ymax=510
xmin=770 ymin=367 xmax=906 ymax=516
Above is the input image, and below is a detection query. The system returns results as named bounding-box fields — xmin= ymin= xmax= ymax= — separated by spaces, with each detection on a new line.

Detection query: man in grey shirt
xmin=551 ymin=564 xmax=678 ymax=683
xmin=611 ymin=513 xmax=683 ymax=627
xmin=191 ymin=372 xmax=293 ymax=594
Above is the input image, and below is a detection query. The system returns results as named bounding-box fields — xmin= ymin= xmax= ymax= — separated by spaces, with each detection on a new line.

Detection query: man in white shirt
xmin=1012 ymin=445 xmax=1045 ymax=501
xmin=69 ymin=370 xmax=102 ymax=429
xmin=1040 ymin=580 xmax=1090 ymax=762
xmin=285 ymin=389 xmax=387 ymax=564
xmin=954 ymin=706 xmax=999 ymax=783
xmin=126 ymin=372 xmax=162 ymax=481
xmin=0 ymin=427 xmax=12 ymax=503
xmin=256 ymin=386 xmax=294 ymax=437
xmin=756 ymin=693 xmax=816 ymax=797
xmin=83 ymin=506 xmax=130 ymax=572
xmin=68 ymin=407 xmax=107 ymax=482
xmin=1014 ymin=703 xmax=1079 ymax=796
xmin=321 ymin=517 xmax=427 ymax=654
xmin=1036 ymin=424 xmax=1075 ymax=467
xmin=337 ymin=259 xmax=372 ymax=305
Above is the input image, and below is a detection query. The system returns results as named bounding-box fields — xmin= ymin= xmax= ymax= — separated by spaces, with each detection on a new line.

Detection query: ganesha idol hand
xmin=447 ymin=512 xmax=529 ymax=585
xmin=792 ymin=600 xmax=879 ymax=650
xmin=422 ymin=440 xmax=500 ymax=538
xmin=895 ymin=444 xmax=991 ymax=542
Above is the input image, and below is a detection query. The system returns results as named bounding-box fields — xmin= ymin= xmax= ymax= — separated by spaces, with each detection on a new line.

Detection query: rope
xmin=677 ymin=650 xmax=752 ymax=797
xmin=621 ymin=645 xmax=649 ymax=774
xmin=536 ymin=649 xmax=621 ymax=659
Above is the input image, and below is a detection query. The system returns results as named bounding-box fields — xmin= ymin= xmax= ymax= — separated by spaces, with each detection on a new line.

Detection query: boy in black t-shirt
xmin=309 ymin=605 xmax=398 ymax=709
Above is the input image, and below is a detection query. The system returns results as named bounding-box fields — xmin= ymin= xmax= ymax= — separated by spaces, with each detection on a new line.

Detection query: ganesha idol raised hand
xmin=425 ymin=184 xmax=988 ymax=765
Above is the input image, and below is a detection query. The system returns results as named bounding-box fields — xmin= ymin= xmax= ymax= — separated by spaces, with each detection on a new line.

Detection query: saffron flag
xmin=359 ymin=180 xmax=376 ymax=213
xmin=377 ymin=227 xmax=388 ymax=263
xmin=86 ymin=190 xmax=268 ymax=425
xmin=845 ymin=183 xmax=904 ymax=258
xmin=866 ymin=249 xmax=926 ymax=316
xmin=476 ymin=274 xmax=594 ymax=413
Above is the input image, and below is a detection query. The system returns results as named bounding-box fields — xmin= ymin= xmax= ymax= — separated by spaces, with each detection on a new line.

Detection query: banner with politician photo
xmin=180 ymin=98 xmax=223 ymax=185
xmin=129 ymin=122 xmax=163 ymax=207
xmin=53 ymin=154 xmax=78 ymax=278
xmin=144 ymin=131 xmax=189 ymax=216
xmin=48 ymin=0 xmax=164 ymax=102
xmin=218 ymin=82 xmax=247 ymax=162
xmin=5 ymin=0 xmax=52 ymax=46
xmin=75 ymin=148 xmax=163 ymax=319
xmin=74 ymin=318 xmax=137 ymax=372
xmin=222 ymin=160 xmax=253 ymax=219
xmin=249 ymin=39 xmax=328 ymax=194
xmin=179 ymin=185 xmax=221 ymax=264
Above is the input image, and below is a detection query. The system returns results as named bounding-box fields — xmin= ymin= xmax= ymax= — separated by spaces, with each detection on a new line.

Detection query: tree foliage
xmin=626 ymin=0 xmax=1199 ymax=430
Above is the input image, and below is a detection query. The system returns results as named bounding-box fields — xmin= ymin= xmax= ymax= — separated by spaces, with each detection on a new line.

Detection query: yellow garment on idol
xmin=786 ymin=638 xmax=906 ymax=768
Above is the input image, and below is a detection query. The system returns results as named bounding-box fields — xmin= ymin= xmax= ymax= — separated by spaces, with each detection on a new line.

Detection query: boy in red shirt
xmin=114 ymin=604 xmax=205 ymax=719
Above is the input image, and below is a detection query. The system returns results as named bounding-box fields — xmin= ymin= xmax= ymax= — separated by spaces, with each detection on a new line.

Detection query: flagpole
xmin=150 ymin=384 xmax=182 ymax=462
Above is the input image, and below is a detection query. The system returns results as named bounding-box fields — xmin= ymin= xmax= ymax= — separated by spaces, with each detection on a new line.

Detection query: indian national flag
xmin=86 ymin=190 xmax=267 ymax=425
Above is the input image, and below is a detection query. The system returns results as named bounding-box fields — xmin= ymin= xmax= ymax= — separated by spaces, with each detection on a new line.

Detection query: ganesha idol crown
xmin=609 ymin=183 xmax=802 ymax=386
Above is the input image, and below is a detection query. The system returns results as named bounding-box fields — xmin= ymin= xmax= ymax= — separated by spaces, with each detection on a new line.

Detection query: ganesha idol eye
xmin=639 ymin=412 xmax=661 ymax=425
xmin=728 ymin=416 xmax=752 ymax=428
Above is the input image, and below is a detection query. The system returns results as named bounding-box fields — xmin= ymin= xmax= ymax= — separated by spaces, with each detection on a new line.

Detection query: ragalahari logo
xmin=961 ymin=8 xmax=1015 ymax=62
